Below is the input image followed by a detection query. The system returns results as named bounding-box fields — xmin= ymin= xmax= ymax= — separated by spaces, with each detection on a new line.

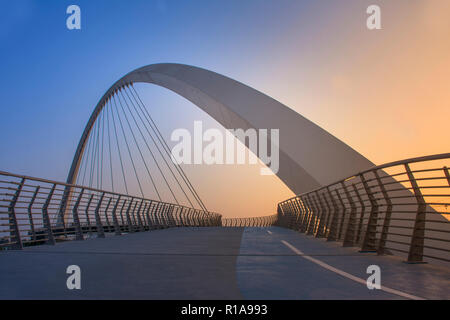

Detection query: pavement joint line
xmin=281 ymin=240 xmax=425 ymax=301
xmin=1 ymin=250 xmax=378 ymax=257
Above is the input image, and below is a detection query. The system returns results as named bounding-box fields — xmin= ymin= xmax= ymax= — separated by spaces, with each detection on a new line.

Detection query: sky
xmin=0 ymin=0 xmax=449 ymax=218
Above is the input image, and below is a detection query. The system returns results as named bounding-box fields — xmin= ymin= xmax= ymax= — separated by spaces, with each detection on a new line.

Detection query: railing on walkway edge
xmin=0 ymin=171 xmax=222 ymax=250
xmin=277 ymin=153 xmax=450 ymax=265
xmin=222 ymin=214 xmax=277 ymax=227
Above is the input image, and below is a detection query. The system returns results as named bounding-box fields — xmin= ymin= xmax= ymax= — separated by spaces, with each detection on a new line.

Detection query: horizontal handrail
xmin=277 ymin=153 xmax=450 ymax=265
xmin=0 ymin=171 xmax=222 ymax=250
xmin=222 ymin=214 xmax=278 ymax=227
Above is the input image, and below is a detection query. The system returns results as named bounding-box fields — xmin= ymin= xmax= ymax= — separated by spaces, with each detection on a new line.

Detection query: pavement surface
xmin=0 ymin=226 xmax=449 ymax=299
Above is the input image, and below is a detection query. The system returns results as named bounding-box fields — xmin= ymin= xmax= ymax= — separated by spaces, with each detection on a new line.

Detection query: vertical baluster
xmin=119 ymin=198 xmax=127 ymax=232
xmin=373 ymin=170 xmax=392 ymax=255
xmin=305 ymin=195 xmax=316 ymax=235
xmin=405 ymin=163 xmax=426 ymax=263
xmin=444 ymin=166 xmax=450 ymax=186
xmin=72 ymin=188 xmax=84 ymax=241
xmin=342 ymin=183 xmax=357 ymax=247
xmin=104 ymin=197 xmax=112 ymax=232
xmin=94 ymin=193 xmax=105 ymax=238
xmin=85 ymin=194 xmax=94 ymax=236
xmin=299 ymin=196 xmax=310 ymax=233
xmin=125 ymin=198 xmax=135 ymax=233
xmin=321 ymin=192 xmax=332 ymax=237
xmin=325 ymin=187 xmax=339 ymax=242
xmin=27 ymin=185 xmax=39 ymax=243
xmin=145 ymin=201 xmax=153 ymax=230
xmin=335 ymin=189 xmax=346 ymax=240
xmin=312 ymin=192 xmax=326 ymax=238
xmin=135 ymin=200 xmax=145 ymax=232
xmin=292 ymin=200 xmax=300 ymax=230
xmin=360 ymin=173 xmax=379 ymax=252
xmin=353 ymin=183 xmax=365 ymax=244
xmin=8 ymin=178 xmax=25 ymax=249
xmin=42 ymin=184 xmax=56 ymax=245
xmin=112 ymin=196 xmax=122 ymax=235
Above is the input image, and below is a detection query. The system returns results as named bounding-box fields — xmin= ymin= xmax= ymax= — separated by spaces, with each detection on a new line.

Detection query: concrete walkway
xmin=0 ymin=227 xmax=449 ymax=299
xmin=237 ymin=227 xmax=450 ymax=300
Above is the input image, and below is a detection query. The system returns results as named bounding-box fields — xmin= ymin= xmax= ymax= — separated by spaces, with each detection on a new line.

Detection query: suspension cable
xmin=123 ymin=86 xmax=194 ymax=207
xmin=112 ymin=94 xmax=146 ymax=198
xmin=115 ymin=89 xmax=162 ymax=201
xmin=109 ymin=98 xmax=129 ymax=195
xmin=106 ymin=99 xmax=115 ymax=193
xmin=119 ymin=87 xmax=180 ymax=204
xmin=130 ymin=84 xmax=208 ymax=211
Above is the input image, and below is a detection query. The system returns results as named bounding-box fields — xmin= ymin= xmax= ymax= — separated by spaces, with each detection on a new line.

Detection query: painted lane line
xmin=267 ymin=230 xmax=273 ymax=235
xmin=281 ymin=240 xmax=425 ymax=300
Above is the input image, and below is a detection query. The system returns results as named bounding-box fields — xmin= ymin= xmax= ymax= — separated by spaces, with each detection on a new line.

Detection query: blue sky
xmin=1 ymin=1 xmax=448 ymax=217
xmin=0 ymin=0 xmax=316 ymax=179
xmin=1 ymin=0 xmax=320 ymax=215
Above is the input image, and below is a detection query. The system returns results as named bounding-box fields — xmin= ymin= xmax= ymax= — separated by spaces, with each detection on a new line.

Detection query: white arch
xmin=67 ymin=63 xmax=374 ymax=195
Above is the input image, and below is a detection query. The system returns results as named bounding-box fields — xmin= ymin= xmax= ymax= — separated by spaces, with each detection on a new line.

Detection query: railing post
xmin=308 ymin=192 xmax=322 ymax=237
xmin=305 ymin=195 xmax=316 ymax=235
xmin=335 ymin=190 xmax=346 ymax=240
xmin=180 ymin=207 xmax=185 ymax=227
xmin=444 ymin=166 xmax=450 ymax=186
xmin=295 ymin=199 xmax=304 ymax=232
xmin=151 ymin=202 xmax=159 ymax=227
xmin=112 ymin=196 xmax=122 ymax=235
xmin=353 ymin=183 xmax=365 ymax=244
xmin=158 ymin=204 xmax=164 ymax=227
xmin=179 ymin=207 xmax=185 ymax=227
xmin=104 ymin=197 xmax=112 ymax=232
xmin=299 ymin=196 xmax=310 ymax=232
xmin=145 ymin=202 xmax=152 ymax=230
xmin=136 ymin=200 xmax=145 ymax=232
xmin=360 ymin=173 xmax=379 ymax=252
xmin=170 ymin=205 xmax=177 ymax=227
xmin=8 ymin=178 xmax=25 ymax=249
xmin=42 ymin=184 xmax=56 ymax=245
xmin=72 ymin=189 xmax=84 ymax=241
xmin=94 ymin=193 xmax=106 ymax=238
xmin=325 ymin=188 xmax=339 ymax=242
xmin=312 ymin=192 xmax=326 ymax=238
xmin=342 ymin=183 xmax=357 ymax=247
xmin=293 ymin=198 xmax=303 ymax=230
xmin=85 ymin=194 xmax=94 ymax=235
xmin=27 ymin=185 xmax=39 ymax=243
xmin=321 ymin=193 xmax=332 ymax=237
xmin=374 ymin=170 xmax=393 ymax=255
xmin=161 ymin=205 xmax=169 ymax=227
xmin=119 ymin=198 xmax=126 ymax=228
xmin=195 ymin=210 xmax=201 ymax=227
xmin=158 ymin=204 xmax=165 ymax=227
xmin=125 ymin=198 xmax=135 ymax=233
xmin=292 ymin=199 xmax=299 ymax=229
xmin=189 ymin=209 xmax=195 ymax=227
xmin=405 ymin=163 xmax=427 ymax=263
xmin=289 ymin=199 xmax=296 ymax=229
xmin=140 ymin=202 xmax=148 ymax=229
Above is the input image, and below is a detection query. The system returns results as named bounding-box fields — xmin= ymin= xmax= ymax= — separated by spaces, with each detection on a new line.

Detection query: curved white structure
xmin=67 ymin=63 xmax=374 ymax=195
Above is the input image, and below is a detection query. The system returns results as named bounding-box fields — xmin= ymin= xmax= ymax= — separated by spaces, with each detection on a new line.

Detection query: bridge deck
xmin=0 ymin=227 xmax=449 ymax=299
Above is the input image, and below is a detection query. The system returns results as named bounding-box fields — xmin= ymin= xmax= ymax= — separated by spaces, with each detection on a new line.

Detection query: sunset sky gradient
xmin=0 ymin=0 xmax=449 ymax=217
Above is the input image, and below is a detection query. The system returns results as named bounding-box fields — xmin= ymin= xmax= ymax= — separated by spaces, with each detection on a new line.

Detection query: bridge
xmin=1 ymin=64 xmax=449 ymax=300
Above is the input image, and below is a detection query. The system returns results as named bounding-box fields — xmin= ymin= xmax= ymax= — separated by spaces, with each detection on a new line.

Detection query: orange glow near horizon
xmin=141 ymin=1 xmax=450 ymax=218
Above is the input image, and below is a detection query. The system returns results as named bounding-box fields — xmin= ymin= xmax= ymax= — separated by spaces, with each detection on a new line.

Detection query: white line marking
xmin=267 ymin=230 xmax=273 ymax=235
xmin=281 ymin=240 xmax=425 ymax=300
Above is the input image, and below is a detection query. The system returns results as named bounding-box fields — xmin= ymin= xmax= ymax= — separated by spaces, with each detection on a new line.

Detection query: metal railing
xmin=277 ymin=153 xmax=450 ymax=265
xmin=222 ymin=214 xmax=278 ymax=227
xmin=0 ymin=171 xmax=221 ymax=250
